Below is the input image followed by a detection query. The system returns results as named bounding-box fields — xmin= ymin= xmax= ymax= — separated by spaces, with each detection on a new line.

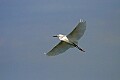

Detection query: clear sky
xmin=0 ymin=0 xmax=120 ymax=80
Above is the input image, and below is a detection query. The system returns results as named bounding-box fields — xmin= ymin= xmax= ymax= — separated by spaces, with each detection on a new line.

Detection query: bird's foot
xmin=80 ymin=48 xmax=85 ymax=52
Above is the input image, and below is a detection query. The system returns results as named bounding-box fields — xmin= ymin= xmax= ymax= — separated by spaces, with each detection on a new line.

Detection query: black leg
xmin=72 ymin=43 xmax=85 ymax=52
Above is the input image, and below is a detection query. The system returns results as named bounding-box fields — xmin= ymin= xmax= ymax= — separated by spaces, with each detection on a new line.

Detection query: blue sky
xmin=0 ymin=0 xmax=120 ymax=80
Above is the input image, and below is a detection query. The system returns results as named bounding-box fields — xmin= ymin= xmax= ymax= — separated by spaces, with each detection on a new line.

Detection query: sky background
xmin=0 ymin=0 xmax=120 ymax=80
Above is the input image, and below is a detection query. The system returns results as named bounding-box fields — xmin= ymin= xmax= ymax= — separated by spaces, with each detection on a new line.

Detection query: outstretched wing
xmin=67 ymin=19 xmax=86 ymax=41
xmin=46 ymin=41 xmax=72 ymax=56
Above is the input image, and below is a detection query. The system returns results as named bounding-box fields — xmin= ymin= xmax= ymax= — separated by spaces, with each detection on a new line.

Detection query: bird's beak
xmin=53 ymin=35 xmax=57 ymax=37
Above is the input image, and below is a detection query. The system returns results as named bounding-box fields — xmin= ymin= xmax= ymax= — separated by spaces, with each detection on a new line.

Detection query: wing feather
xmin=46 ymin=41 xmax=71 ymax=56
xmin=67 ymin=20 xmax=86 ymax=41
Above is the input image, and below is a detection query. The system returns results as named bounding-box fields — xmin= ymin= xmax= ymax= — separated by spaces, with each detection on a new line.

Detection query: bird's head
xmin=53 ymin=34 xmax=65 ymax=38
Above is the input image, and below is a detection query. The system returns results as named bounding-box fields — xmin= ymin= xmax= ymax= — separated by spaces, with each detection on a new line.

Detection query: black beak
xmin=53 ymin=35 xmax=57 ymax=37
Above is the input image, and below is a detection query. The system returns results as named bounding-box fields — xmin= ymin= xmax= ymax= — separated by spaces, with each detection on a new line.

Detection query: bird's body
xmin=45 ymin=19 xmax=86 ymax=56
xmin=55 ymin=34 xmax=71 ymax=44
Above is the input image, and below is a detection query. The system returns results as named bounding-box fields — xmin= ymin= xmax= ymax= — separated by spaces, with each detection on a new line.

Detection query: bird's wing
xmin=67 ymin=19 xmax=86 ymax=41
xmin=46 ymin=41 xmax=72 ymax=56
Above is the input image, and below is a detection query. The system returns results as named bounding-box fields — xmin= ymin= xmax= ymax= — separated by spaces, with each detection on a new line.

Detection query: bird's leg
xmin=76 ymin=46 xmax=85 ymax=52
xmin=72 ymin=43 xmax=85 ymax=52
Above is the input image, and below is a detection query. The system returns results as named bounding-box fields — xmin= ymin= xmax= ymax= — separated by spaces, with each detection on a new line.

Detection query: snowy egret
xmin=45 ymin=19 xmax=86 ymax=56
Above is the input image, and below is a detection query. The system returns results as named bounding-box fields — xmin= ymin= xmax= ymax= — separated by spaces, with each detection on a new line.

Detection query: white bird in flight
xmin=45 ymin=19 xmax=86 ymax=56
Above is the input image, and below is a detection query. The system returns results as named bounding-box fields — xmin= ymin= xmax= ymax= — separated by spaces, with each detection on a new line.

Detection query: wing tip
xmin=79 ymin=19 xmax=86 ymax=23
xmin=44 ymin=52 xmax=54 ymax=56
xmin=44 ymin=52 xmax=47 ymax=55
